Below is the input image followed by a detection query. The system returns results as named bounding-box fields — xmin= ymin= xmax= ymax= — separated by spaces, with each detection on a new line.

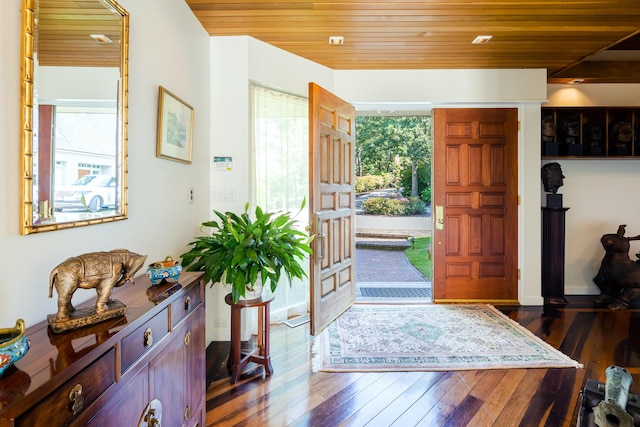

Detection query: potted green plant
xmin=180 ymin=201 xmax=313 ymax=303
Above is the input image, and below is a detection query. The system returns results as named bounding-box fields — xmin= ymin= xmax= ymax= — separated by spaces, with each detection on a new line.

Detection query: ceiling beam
xmin=547 ymin=60 xmax=640 ymax=83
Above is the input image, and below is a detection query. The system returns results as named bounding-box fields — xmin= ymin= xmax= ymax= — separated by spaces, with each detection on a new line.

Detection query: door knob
xmin=435 ymin=205 xmax=444 ymax=230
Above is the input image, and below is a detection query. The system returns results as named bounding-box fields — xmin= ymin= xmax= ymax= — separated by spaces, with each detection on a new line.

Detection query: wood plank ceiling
xmin=185 ymin=0 xmax=640 ymax=83
xmin=37 ymin=0 xmax=122 ymax=68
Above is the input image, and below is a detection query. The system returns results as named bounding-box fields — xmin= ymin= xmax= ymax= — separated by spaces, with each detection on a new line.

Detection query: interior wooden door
xmin=432 ymin=108 xmax=518 ymax=302
xmin=308 ymin=82 xmax=356 ymax=335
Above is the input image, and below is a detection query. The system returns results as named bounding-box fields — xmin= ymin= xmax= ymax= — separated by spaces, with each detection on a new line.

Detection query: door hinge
xmin=518 ymin=269 xmax=521 ymax=280
xmin=518 ymin=120 xmax=521 ymax=131
xmin=518 ymin=195 xmax=521 ymax=205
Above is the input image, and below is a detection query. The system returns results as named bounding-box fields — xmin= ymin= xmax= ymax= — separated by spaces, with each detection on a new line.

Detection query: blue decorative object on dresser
xmin=147 ymin=256 xmax=182 ymax=285
xmin=0 ymin=319 xmax=30 ymax=376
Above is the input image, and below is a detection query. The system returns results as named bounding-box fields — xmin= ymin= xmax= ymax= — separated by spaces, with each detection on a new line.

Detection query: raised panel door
xmin=433 ymin=108 xmax=518 ymax=302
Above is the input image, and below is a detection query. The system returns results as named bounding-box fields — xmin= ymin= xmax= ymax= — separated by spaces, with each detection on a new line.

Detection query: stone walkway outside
xmin=355 ymin=248 xmax=426 ymax=283
xmin=355 ymin=188 xmax=432 ymax=302
xmin=355 ymin=247 xmax=432 ymax=303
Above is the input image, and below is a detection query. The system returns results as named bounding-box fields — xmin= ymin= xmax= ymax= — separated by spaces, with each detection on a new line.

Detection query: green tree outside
xmin=355 ymin=116 xmax=432 ymax=203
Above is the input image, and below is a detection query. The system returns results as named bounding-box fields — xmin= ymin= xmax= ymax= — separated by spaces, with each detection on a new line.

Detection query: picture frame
xmin=156 ymin=86 xmax=194 ymax=164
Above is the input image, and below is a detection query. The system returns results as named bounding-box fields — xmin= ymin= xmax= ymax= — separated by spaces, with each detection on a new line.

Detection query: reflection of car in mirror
xmin=54 ymin=175 xmax=116 ymax=212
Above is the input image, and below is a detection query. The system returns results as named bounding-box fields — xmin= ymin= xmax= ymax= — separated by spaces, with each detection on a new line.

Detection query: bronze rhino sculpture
xmin=49 ymin=249 xmax=147 ymax=321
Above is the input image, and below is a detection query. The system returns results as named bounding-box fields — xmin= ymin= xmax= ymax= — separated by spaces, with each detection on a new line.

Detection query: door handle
xmin=316 ymin=216 xmax=325 ymax=261
xmin=435 ymin=205 xmax=444 ymax=230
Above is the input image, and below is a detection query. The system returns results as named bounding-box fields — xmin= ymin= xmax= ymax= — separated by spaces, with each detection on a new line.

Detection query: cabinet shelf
xmin=541 ymin=107 xmax=639 ymax=158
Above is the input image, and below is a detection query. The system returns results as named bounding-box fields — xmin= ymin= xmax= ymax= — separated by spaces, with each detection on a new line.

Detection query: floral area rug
xmin=311 ymin=304 xmax=582 ymax=372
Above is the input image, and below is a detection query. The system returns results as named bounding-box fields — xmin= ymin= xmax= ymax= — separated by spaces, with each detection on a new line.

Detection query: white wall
xmin=545 ymin=84 xmax=640 ymax=295
xmin=547 ymin=84 xmax=640 ymax=107
xmin=38 ymin=66 xmax=119 ymax=100
xmin=0 ymin=0 xmax=211 ymax=329
xmin=334 ymin=69 xmax=547 ymax=104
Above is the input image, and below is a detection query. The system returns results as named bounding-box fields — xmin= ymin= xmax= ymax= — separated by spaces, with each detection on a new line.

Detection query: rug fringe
xmin=311 ymin=336 xmax=323 ymax=373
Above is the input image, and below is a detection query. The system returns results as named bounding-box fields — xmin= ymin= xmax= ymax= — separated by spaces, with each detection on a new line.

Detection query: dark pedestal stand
xmin=542 ymin=201 xmax=570 ymax=306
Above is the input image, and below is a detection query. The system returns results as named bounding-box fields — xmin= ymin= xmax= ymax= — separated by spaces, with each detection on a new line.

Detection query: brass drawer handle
xmin=143 ymin=328 xmax=153 ymax=347
xmin=184 ymin=330 xmax=191 ymax=346
xmin=184 ymin=296 xmax=192 ymax=312
xmin=69 ymin=384 xmax=84 ymax=415
xmin=184 ymin=404 xmax=191 ymax=421
xmin=140 ymin=399 xmax=162 ymax=427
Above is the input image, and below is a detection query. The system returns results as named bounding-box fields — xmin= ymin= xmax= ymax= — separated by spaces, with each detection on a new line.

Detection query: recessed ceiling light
xmin=567 ymin=78 xmax=585 ymax=85
xmin=328 ymin=36 xmax=344 ymax=45
xmin=90 ymin=34 xmax=112 ymax=44
xmin=472 ymin=35 xmax=493 ymax=45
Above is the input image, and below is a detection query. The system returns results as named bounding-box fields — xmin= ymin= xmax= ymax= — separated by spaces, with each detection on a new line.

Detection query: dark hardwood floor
xmin=205 ymin=297 xmax=640 ymax=426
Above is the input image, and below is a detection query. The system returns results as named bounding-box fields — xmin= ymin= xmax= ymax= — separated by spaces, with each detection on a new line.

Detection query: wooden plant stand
xmin=225 ymin=293 xmax=274 ymax=383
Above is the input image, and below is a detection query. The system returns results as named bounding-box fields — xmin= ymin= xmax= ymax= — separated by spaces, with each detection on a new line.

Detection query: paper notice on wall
xmin=213 ymin=156 xmax=233 ymax=171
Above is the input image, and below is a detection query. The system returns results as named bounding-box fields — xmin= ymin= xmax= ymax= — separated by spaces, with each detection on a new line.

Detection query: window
xmin=251 ymin=84 xmax=309 ymax=322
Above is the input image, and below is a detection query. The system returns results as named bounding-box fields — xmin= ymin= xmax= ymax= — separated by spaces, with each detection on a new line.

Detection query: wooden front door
xmin=308 ymin=82 xmax=356 ymax=335
xmin=432 ymin=108 xmax=518 ymax=302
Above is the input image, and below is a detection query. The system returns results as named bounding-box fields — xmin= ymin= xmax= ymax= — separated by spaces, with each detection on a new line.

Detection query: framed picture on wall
xmin=156 ymin=86 xmax=194 ymax=164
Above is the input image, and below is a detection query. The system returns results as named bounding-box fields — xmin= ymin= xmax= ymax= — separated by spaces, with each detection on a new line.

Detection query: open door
xmin=432 ymin=108 xmax=518 ymax=303
xmin=308 ymin=82 xmax=356 ymax=335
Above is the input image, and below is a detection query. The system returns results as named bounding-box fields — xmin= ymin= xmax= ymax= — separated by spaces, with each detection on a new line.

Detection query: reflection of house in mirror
xmin=52 ymin=105 xmax=117 ymax=188
xmin=34 ymin=65 xmax=120 ymax=218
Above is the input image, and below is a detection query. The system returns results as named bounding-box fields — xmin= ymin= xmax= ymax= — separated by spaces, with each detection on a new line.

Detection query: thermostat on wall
xmin=213 ymin=156 xmax=233 ymax=171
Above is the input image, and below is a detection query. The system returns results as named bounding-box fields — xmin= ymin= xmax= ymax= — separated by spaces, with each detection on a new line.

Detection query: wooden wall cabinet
xmin=541 ymin=107 xmax=639 ymax=158
xmin=0 ymin=272 xmax=205 ymax=427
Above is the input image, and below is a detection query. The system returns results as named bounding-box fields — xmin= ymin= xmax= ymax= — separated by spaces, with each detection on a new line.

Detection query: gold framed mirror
xmin=20 ymin=0 xmax=129 ymax=235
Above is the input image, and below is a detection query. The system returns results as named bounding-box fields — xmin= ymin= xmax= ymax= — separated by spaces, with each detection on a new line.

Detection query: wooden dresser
xmin=0 ymin=271 xmax=205 ymax=427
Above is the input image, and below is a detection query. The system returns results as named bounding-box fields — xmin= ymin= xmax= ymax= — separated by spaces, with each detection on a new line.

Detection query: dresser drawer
xmin=171 ymin=283 xmax=201 ymax=328
xmin=121 ymin=308 xmax=169 ymax=372
xmin=16 ymin=348 xmax=115 ymax=427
